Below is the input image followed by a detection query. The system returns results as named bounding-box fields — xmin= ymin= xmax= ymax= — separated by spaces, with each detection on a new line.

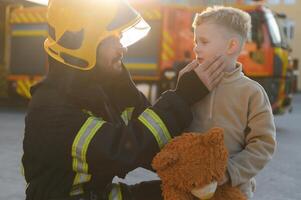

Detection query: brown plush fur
xmin=152 ymin=128 xmax=246 ymax=200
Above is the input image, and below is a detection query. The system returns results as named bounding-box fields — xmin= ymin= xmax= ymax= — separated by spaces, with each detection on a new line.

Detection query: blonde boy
xmin=188 ymin=6 xmax=276 ymax=199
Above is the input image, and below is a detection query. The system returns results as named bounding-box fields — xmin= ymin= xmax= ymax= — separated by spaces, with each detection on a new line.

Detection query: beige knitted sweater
xmin=188 ymin=63 xmax=276 ymax=199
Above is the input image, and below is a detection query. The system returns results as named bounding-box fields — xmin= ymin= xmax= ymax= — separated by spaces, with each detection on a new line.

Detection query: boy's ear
xmin=226 ymin=37 xmax=240 ymax=55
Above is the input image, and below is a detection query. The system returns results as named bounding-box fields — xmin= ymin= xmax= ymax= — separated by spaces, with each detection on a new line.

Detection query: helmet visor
xmin=120 ymin=17 xmax=151 ymax=47
xmin=25 ymin=0 xmax=49 ymax=5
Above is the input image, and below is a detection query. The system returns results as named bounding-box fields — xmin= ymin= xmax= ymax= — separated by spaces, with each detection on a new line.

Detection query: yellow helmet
xmin=44 ymin=0 xmax=150 ymax=70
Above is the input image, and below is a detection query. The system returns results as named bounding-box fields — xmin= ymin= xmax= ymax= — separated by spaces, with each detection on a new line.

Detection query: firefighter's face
xmin=96 ymin=35 xmax=127 ymax=76
xmin=193 ymin=22 xmax=230 ymax=65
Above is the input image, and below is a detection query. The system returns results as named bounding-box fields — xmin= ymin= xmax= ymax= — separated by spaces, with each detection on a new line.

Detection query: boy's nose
xmin=194 ymin=44 xmax=202 ymax=53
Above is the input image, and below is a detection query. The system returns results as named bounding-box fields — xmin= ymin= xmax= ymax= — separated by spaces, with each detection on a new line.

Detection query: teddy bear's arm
xmin=162 ymin=183 xmax=196 ymax=200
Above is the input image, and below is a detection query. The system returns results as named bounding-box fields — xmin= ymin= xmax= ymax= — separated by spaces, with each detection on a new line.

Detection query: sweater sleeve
xmin=227 ymin=85 xmax=276 ymax=187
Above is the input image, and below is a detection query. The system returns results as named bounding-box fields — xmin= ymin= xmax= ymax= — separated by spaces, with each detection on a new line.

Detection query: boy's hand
xmin=194 ymin=55 xmax=226 ymax=91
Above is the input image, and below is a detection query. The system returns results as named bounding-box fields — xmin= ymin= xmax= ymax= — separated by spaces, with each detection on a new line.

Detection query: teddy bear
xmin=152 ymin=128 xmax=246 ymax=200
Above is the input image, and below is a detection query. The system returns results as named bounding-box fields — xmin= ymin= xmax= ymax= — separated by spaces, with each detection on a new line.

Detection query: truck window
xmin=0 ymin=6 xmax=5 ymax=65
xmin=123 ymin=20 xmax=161 ymax=77
xmin=248 ymin=11 xmax=265 ymax=64
xmin=265 ymin=9 xmax=282 ymax=47
xmin=9 ymin=24 xmax=47 ymax=75
xmin=249 ymin=11 xmax=264 ymax=49
xmin=274 ymin=14 xmax=290 ymax=49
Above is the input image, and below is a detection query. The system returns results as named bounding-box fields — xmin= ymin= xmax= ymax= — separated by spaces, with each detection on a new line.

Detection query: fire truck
xmin=0 ymin=1 xmax=47 ymax=99
xmin=126 ymin=2 xmax=296 ymax=113
xmin=128 ymin=2 xmax=297 ymax=114
xmin=0 ymin=0 xmax=296 ymax=114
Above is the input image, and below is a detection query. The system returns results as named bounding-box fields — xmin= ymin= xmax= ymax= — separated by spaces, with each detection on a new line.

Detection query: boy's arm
xmin=227 ymin=85 xmax=276 ymax=187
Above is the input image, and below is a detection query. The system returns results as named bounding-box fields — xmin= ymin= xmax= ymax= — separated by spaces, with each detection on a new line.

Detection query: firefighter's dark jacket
xmin=22 ymin=59 xmax=209 ymax=200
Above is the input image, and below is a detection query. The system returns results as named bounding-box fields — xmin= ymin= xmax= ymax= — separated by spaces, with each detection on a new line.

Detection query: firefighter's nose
xmin=117 ymin=45 xmax=127 ymax=55
xmin=122 ymin=46 xmax=128 ymax=54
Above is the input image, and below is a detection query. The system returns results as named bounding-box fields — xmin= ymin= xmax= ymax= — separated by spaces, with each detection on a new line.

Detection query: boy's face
xmin=193 ymin=22 xmax=230 ymax=65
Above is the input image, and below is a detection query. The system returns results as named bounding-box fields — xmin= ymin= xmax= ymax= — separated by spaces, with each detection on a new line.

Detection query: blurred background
xmin=0 ymin=0 xmax=300 ymax=110
xmin=0 ymin=0 xmax=300 ymax=199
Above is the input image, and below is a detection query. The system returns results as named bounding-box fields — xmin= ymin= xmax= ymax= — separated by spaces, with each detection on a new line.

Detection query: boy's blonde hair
xmin=193 ymin=6 xmax=251 ymax=41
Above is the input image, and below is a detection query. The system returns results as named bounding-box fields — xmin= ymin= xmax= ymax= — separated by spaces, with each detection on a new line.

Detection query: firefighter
xmin=22 ymin=0 xmax=225 ymax=199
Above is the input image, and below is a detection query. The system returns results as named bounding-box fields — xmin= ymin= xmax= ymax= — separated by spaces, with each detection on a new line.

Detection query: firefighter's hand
xmin=177 ymin=60 xmax=199 ymax=81
xmin=194 ymin=56 xmax=226 ymax=91
xmin=218 ymin=171 xmax=230 ymax=186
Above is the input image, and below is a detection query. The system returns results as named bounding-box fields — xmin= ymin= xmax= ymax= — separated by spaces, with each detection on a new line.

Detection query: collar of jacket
xmin=219 ymin=62 xmax=244 ymax=85
xmin=207 ymin=62 xmax=244 ymax=119
xmin=36 ymin=60 xmax=140 ymax=118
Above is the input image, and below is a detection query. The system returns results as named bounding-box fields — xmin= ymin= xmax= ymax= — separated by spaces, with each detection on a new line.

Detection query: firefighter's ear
xmin=226 ymin=37 xmax=241 ymax=55
xmin=152 ymin=151 xmax=179 ymax=171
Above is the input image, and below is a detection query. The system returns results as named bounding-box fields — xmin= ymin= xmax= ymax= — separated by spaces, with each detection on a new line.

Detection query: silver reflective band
xmin=138 ymin=108 xmax=171 ymax=149
xmin=70 ymin=184 xmax=84 ymax=196
xmin=70 ymin=117 xmax=105 ymax=195
xmin=109 ymin=184 xmax=122 ymax=200
xmin=121 ymin=107 xmax=134 ymax=125
xmin=74 ymin=118 xmax=99 ymax=172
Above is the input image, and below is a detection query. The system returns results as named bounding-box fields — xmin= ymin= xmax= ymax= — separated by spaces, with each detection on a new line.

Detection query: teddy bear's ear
xmin=203 ymin=127 xmax=224 ymax=146
xmin=152 ymin=151 xmax=179 ymax=171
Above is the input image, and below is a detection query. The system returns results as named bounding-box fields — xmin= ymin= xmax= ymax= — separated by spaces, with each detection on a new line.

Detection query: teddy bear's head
xmin=152 ymin=128 xmax=228 ymax=193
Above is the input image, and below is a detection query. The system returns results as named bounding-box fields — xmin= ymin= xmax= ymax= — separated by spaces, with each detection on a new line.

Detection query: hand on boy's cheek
xmin=177 ymin=60 xmax=199 ymax=81
xmin=194 ymin=55 xmax=226 ymax=91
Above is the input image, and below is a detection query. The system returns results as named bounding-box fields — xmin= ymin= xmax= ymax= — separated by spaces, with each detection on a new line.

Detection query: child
xmin=187 ymin=6 xmax=276 ymax=199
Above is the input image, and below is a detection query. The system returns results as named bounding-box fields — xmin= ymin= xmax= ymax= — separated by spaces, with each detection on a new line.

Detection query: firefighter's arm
xmin=116 ymin=57 xmax=225 ymax=116
xmin=76 ymin=57 xmax=226 ymax=178
xmin=111 ymin=65 xmax=151 ymax=111
xmin=83 ymin=70 xmax=208 ymax=177
xmin=227 ymin=85 xmax=276 ymax=187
